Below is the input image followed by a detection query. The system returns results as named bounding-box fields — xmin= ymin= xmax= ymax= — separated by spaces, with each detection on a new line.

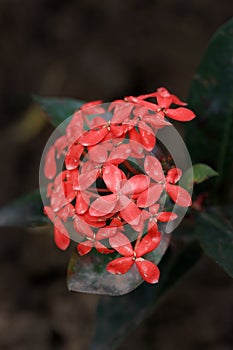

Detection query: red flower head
xmin=42 ymin=88 xmax=194 ymax=284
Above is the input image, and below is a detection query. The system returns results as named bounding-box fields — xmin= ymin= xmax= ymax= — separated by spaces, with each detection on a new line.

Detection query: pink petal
xmin=65 ymin=143 xmax=83 ymax=170
xmin=77 ymin=241 xmax=93 ymax=255
xmin=157 ymin=211 xmax=178 ymax=222
xmin=89 ymin=194 xmax=118 ymax=216
xmin=119 ymin=198 xmax=141 ymax=225
xmin=121 ymin=175 xmax=150 ymax=196
xmin=54 ymin=226 xmax=70 ymax=251
xmin=57 ymin=204 xmax=74 ymax=221
xmin=149 ymin=204 xmax=160 ymax=215
xmin=78 ymin=128 xmax=108 ymax=146
xmin=136 ymin=258 xmax=160 ymax=283
xmin=96 ymin=226 xmax=118 ymax=240
xmin=44 ymin=147 xmax=56 ymax=179
xmin=110 ymin=101 xmax=134 ymax=123
xmin=144 ymin=155 xmax=165 ymax=182
xmin=135 ymin=230 xmax=161 ymax=257
xmin=77 ymin=169 xmax=99 ymax=190
xmin=108 ymin=144 xmax=131 ymax=164
xmin=166 ymin=183 xmax=192 ymax=207
xmin=54 ymin=136 xmax=68 ymax=157
xmin=66 ymin=111 xmax=84 ymax=142
xmin=138 ymin=121 xmax=156 ymax=151
xmin=166 ymin=168 xmax=182 ymax=184
xmin=103 ymin=164 xmax=122 ymax=193
xmin=166 ymin=107 xmax=196 ymax=122
xmin=107 ymin=257 xmax=134 ymax=275
xmin=137 ymin=184 xmax=163 ymax=208
xmin=95 ymin=241 xmax=114 ymax=254
xmin=73 ymin=215 xmax=94 ymax=238
xmin=88 ymin=144 xmax=108 ymax=163
xmin=75 ymin=191 xmax=89 ymax=214
xmin=109 ymin=232 xmax=133 ymax=256
xmin=143 ymin=114 xmax=171 ymax=128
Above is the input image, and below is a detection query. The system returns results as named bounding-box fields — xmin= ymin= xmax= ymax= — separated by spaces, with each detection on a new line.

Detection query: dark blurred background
xmin=0 ymin=1 xmax=233 ymax=349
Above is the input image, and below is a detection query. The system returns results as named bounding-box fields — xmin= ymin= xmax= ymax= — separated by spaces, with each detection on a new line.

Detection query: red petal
xmin=171 ymin=94 xmax=187 ymax=106
xmin=166 ymin=107 xmax=196 ymax=122
xmin=88 ymin=144 xmax=108 ymax=163
xmin=144 ymin=155 xmax=165 ymax=182
xmin=107 ymin=257 xmax=134 ymax=275
xmin=148 ymin=221 xmax=159 ymax=235
xmin=44 ymin=147 xmax=56 ymax=179
xmin=166 ymin=183 xmax=192 ymax=207
xmin=137 ymin=184 xmax=163 ymax=208
xmin=109 ymin=232 xmax=133 ymax=256
xmin=157 ymin=211 xmax=178 ymax=222
xmin=166 ymin=168 xmax=182 ymax=184
xmin=73 ymin=215 xmax=94 ymax=238
xmin=89 ymin=194 xmax=118 ymax=216
xmin=135 ymin=230 xmax=161 ymax=257
xmin=95 ymin=241 xmax=114 ymax=254
xmin=103 ymin=164 xmax=122 ymax=193
xmin=75 ymin=191 xmax=89 ymax=214
xmin=78 ymin=128 xmax=108 ymax=146
xmin=65 ymin=144 xmax=84 ymax=170
xmin=54 ymin=226 xmax=70 ymax=251
xmin=119 ymin=197 xmax=141 ymax=225
xmin=136 ymin=258 xmax=160 ymax=283
xmin=77 ymin=241 xmax=93 ymax=255
xmin=121 ymin=175 xmax=150 ymax=196
xmin=138 ymin=121 xmax=156 ymax=151
xmin=63 ymin=182 xmax=76 ymax=202
xmin=128 ymin=128 xmax=144 ymax=157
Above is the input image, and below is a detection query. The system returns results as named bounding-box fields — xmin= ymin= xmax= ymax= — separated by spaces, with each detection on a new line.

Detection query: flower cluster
xmin=43 ymin=87 xmax=195 ymax=284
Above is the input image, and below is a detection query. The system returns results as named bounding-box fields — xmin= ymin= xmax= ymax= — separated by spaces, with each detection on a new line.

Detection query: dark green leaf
xmin=186 ymin=18 xmax=233 ymax=188
xmin=33 ymin=95 xmax=85 ymax=128
xmin=67 ymin=234 xmax=171 ymax=296
xmin=195 ymin=205 xmax=233 ymax=277
xmin=0 ymin=190 xmax=48 ymax=227
xmin=182 ymin=163 xmax=218 ymax=190
xmin=90 ymin=239 xmax=202 ymax=350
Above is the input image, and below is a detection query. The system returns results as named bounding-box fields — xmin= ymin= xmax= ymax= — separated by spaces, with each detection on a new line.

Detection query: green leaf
xmin=0 ymin=190 xmax=48 ymax=227
xmin=186 ymin=18 xmax=233 ymax=188
xmin=195 ymin=205 xmax=233 ymax=277
xmin=182 ymin=163 xmax=218 ymax=190
xmin=90 ymin=239 xmax=202 ymax=350
xmin=67 ymin=234 xmax=171 ymax=296
xmin=33 ymin=95 xmax=85 ymax=128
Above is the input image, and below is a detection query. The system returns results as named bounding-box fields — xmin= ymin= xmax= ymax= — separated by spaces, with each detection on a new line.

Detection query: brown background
xmin=0 ymin=1 xmax=233 ymax=349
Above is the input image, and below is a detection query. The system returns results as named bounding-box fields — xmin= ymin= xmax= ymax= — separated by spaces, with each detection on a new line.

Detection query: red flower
xmin=143 ymin=156 xmax=192 ymax=207
xmin=125 ymin=87 xmax=196 ymax=122
xmin=75 ymin=221 xmax=117 ymax=256
xmin=107 ymin=231 xmax=161 ymax=283
xmin=89 ymin=164 xmax=150 ymax=226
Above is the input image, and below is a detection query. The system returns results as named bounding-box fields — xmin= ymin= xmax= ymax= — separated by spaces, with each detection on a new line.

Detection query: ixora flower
xmin=42 ymin=87 xmax=195 ymax=285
